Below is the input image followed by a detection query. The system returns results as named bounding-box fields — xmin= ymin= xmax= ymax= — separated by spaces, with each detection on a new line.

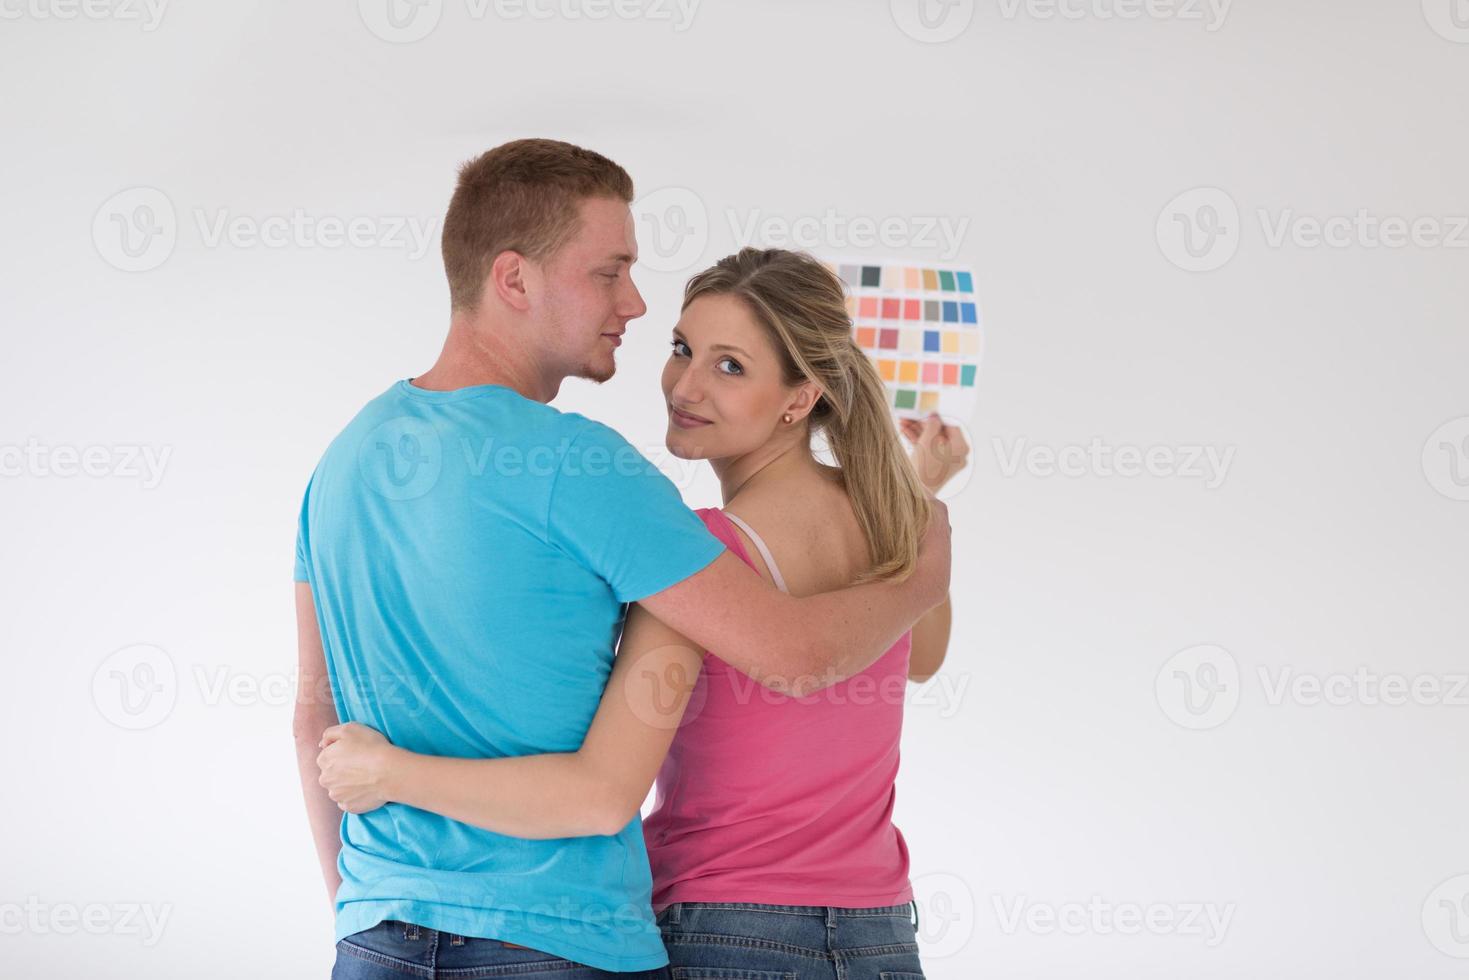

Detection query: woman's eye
xmin=671 ymin=339 xmax=690 ymax=357
xmin=717 ymin=358 xmax=743 ymax=376
xmin=601 ymin=272 xmax=619 ymax=281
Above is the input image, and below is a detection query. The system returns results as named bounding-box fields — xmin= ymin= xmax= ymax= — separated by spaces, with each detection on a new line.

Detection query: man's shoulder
xmin=464 ymin=402 xmax=644 ymax=470
xmin=553 ymin=412 xmax=639 ymax=453
xmin=330 ymin=381 xmax=589 ymax=442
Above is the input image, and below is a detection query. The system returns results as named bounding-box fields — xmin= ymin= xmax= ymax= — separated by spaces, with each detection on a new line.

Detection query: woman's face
xmin=660 ymin=293 xmax=812 ymax=461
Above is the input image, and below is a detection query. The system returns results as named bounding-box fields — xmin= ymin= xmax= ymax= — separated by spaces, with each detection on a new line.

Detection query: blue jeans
xmin=656 ymin=902 xmax=925 ymax=980
xmin=332 ymin=920 xmax=673 ymax=979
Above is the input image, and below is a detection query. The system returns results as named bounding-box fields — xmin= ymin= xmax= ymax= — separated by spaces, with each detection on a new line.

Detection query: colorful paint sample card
xmin=822 ymin=257 xmax=982 ymax=423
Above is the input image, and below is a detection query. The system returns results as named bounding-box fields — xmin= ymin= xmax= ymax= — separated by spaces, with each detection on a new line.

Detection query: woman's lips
xmin=601 ymin=333 xmax=623 ymax=347
xmin=669 ymin=407 xmax=712 ymax=429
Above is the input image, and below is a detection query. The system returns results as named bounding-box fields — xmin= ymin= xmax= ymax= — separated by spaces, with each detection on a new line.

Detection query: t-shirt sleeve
xmin=545 ymin=420 xmax=725 ymax=603
xmin=293 ymin=482 xmax=312 ymax=583
xmin=293 ymin=528 xmax=309 ymax=583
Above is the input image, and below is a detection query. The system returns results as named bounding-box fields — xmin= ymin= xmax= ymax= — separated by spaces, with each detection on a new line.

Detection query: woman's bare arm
xmin=908 ymin=594 xmax=952 ymax=682
xmin=898 ymin=416 xmax=965 ymax=684
xmin=316 ymin=603 xmax=702 ymax=839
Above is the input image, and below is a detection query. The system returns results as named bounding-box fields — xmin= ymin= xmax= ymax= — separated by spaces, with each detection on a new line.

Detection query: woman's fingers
xmin=320 ymin=721 xmax=377 ymax=748
xmin=945 ymin=424 xmax=971 ymax=459
xmin=918 ymin=415 xmax=945 ymax=453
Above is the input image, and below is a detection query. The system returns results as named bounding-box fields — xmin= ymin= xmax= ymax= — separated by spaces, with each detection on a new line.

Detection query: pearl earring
xmin=782 ymin=413 xmax=793 ymax=424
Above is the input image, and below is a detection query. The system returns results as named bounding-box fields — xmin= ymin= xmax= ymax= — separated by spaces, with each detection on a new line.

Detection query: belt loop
xmin=911 ymin=898 xmax=920 ymax=935
xmin=668 ymin=903 xmax=681 ymax=926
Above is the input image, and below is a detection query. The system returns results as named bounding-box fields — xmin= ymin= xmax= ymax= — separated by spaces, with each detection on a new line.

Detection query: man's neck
xmin=412 ymin=313 xmax=561 ymax=404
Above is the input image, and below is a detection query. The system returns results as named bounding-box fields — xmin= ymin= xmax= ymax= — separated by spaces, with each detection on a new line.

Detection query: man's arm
xmin=542 ymin=420 xmax=952 ymax=699
xmin=292 ymin=582 xmax=342 ymax=904
xmin=637 ymin=499 xmax=951 ymax=697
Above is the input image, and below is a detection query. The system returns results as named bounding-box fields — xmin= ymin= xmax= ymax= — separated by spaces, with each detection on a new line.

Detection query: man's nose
xmin=621 ymin=277 xmax=648 ymax=320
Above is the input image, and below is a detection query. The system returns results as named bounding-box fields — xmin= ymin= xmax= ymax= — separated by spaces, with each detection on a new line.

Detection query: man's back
xmin=293 ymin=379 xmax=723 ymax=972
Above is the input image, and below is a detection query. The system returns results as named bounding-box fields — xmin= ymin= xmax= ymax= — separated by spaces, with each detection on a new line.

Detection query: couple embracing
xmin=292 ymin=138 xmax=968 ymax=979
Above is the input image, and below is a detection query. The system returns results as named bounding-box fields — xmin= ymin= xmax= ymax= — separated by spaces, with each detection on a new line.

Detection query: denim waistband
xmin=657 ymin=900 xmax=922 ymax=963
xmin=660 ymin=901 xmax=917 ymax=927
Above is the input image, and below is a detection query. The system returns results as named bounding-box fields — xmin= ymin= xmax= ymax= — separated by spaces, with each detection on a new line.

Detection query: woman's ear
xmin=785 ymin=382 xmax=824 ymax=423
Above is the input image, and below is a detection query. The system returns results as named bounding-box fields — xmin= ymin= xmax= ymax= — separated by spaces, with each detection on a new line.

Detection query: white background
xmin=2 ymin=1 xmax=1467 ymax=977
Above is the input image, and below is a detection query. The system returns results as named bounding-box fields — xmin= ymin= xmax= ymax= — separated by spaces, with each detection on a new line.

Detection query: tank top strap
xmin=721 ymin=511 xmax=790 ymax=595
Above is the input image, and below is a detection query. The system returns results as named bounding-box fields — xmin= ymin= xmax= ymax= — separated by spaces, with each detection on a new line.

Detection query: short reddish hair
xmin=440 ymin=139 xmax=635 ymax=311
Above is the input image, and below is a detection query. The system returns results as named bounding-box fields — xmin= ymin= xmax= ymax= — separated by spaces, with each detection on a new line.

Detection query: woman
xmin=317 ymin=248 xmax=969 ymax=979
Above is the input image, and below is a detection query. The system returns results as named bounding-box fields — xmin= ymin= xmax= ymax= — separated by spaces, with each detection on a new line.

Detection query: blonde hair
xmin=683 ymin=248 xmax=932 ymax=584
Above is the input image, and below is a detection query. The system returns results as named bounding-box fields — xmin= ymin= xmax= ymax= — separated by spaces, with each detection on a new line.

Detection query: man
xmin=292 ymin=138 xmax=950 ymax=977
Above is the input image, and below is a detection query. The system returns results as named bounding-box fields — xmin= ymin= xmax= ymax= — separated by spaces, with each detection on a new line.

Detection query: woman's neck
xmin=710 ymin=434 xmax=823 ymax=506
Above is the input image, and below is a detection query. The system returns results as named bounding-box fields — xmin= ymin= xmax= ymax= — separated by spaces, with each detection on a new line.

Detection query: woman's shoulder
xmin=728 ymin=475 xmax=856 ymax=541
xmin=698 ymin=504 xmax=781 ymax=585
xmin=725 ymin=481 xmax=868 ymax=593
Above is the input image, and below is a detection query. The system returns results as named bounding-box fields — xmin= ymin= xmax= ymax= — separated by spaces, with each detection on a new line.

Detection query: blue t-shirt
xmin=294 ymin=380 xmax=725 ymax=971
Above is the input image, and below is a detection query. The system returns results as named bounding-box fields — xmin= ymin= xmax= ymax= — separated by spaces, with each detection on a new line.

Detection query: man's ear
xmin=489 ymin=250 xmax=532 ymax=312
xmin=786 ymin=382 xmax=823 ymax=423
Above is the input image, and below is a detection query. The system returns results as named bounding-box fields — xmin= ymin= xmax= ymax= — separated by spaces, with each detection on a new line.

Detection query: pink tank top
xmin=642 ymin=508 xmax=914 ymax=910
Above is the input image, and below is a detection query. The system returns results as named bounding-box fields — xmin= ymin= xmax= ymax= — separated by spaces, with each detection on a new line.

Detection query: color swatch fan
xmin=824 ymin=258 xmax=982 ymax=423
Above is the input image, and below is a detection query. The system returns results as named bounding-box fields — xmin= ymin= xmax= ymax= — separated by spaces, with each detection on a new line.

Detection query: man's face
xmin=535 ymin=196 xmax=647 ymax=385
